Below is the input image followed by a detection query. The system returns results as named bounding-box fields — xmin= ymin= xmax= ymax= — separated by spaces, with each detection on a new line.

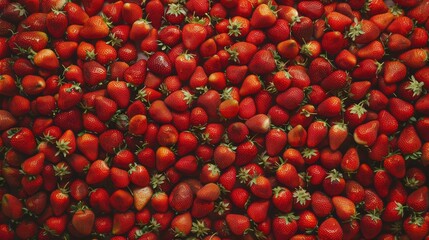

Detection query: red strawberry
xmin=328 ymin=122 xmax=348 ymax=150
xmin=318 ymin=217 xmax=343 ymax=240
xmin=225 ymin=214 xmax=250 ymax=235
xmin=317 ymin=96 xmax=342 ymax=118
xmin=306 ymin=120 xmax=328 ymax=148
xmin=347 ymin=19 xmax=380 ymax=44
xmin=6 ymin=127 xmax=37 ymax=155
xmin=71 ymin=203 xmax=95 ymax=236
xmin=388 ymin=97 xmax=415 ymax=122
xmin=332 ymin=196 xmax=356 ymax=221
xmin=86 ymin=159 xmax=110 ymax=185
xmin=353 ymin=120 xmax=379 ymax=146
xmin=20 ymin=152 xmax=45 ymax=176
xmin=272 ymin=214 xmax=299 ymax=239
xmin=182 ymin=23 xmax=207 ymax=51
xmin=311 ymin=191 xmax=332 ymax=217
xmin=250 ymin=3 xmax=277 ymax=28
xmin=407 ymin=186 xmax=429 ymax=212
xmin=79 ymin=16 xmax=109 ymax=39
xmin=1 ymin=193 xmax=23 ymax=220
xmin=360 ymin=211 xmax=382 ymax=239
xmin=384 ymin=154 xmax=406 ymax=179
xmin=403 ymin=215 xmax=429 ymax=240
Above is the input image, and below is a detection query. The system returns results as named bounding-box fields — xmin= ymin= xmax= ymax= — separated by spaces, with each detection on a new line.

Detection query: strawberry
xmin=250 ymin=3 xmax=277 ymax=28
xmin=213 ymin=144 xmax=236 ymax=170
xmin=318 ymin=217 xmax=343 ymax=240
xmin=86 ymin=159 xmax=110 ymax=185
xmin=83 ymin=61 xmax=107 ymax=86
xmin=71 ymin=202 xmax=95 ymax=236
xmin=276 ymin=162 xmax=300 ymax=189
xmin=112 ymin=211 xmax=135 ymax=235
xmin=43 ymin=215 xmax=67 ymax=237
xmin=249 ymin=175 xmax=272 ymax=199
xmin=311 ymin=191 xmax=332 ymax=217
xmin=182 ymin=23 xmax=207 ymax=51
xmin=265 ymin=128 xmax=287 ymax=156
xmin=276 ymin=87 xmax=304 ymax=110
xmin=360 ymin=211 xmax=382 ymax=239
xmin=169 ymin=182 xmax=193 ymax=212
xmin=6 ymin=127 xmax=37 ymax=155
xmin=46 ymin=9 xmax=68 ymax=38
xmin=388 ymin=97 xmax=415 ymax=122
xmin=1 ymin=193 xmax=23 ymax=220
xmin=398 ymin=125 xmax=422 ymax=156
xmin=353 ymin=120 xmax=379 ymax=146
xmin=348 ymin=19 xmax=380 ymax=44
xmin=306 ymin=120 xmax=328 ymax=148
xmin=79 ymin=15 xmax=109 ymax=39
xmin=225 ymin=214 xmax=250 ymax=235
xmin=403 ymin=215 xmax=429 ymax=240
xmin=245 ymin=114 xmax=271 ymax=133
xmin=291 ymin=16 xmax=314 ymax=42
xmin=384 ymin=154 xmax=406 ymax=179
xmin=399 ymin=48 xmax=429 ymax=69
xmin=272 ymin=214 xmax=299 ymax=239
xmin=321 ymin=31 xmax=348 ymax=55
xmin=317 ymin=96 xmax=342 ymax=118
xmin=383 ymin=60 xmax=407 ymax=84
xmin=20 ymin=152 xmax=45 ymax=175
xmin=328 ymin=122 xmax=348 ymax=150
xmin=322 ymin=169 xmax=345 ymax=196
xmin=406 ymin=186 xmax=429 ymax=212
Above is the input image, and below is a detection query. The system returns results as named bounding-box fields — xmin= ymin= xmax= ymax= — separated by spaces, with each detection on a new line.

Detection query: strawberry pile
xmin=1 ymin=0 xmax=429 ymax=239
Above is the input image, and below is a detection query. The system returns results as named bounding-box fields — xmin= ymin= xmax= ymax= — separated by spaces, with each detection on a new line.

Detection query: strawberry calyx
xmin=225 ymin=47 xmax=240 ymax=63
xmin=325 ymin=169 xmax=343 ymax=183
xmin=404 ymin=176 xmax=421 ymax=189
xmin=53 ymin=165 xmax=71 ymax=180
xmin=227 ymin=19 xmax=243 ymax=37
xmin=182 ymin=88 xmax=195 ymax=106
xmin=394 ymin=202 xmax=406 ymax=217
xmin=167 ymin=3 xmax=187 ymax=17
xmin=349 ymin=102 xmax=368 ymax=119
xmin=405 ymin=151 xmax=422 ymax=161
xmin=408 ymin=214 xmax=425 ymax=227
xmin=12 ymin=3 xmax=27 ymax=17
xmin=70 ymin=201 xmax=89 ymax=213
xmin=237 ymin=167 xmax=254 ymax=184
xmin=107 ymin=33 xmax=123 ymax=47
xmin=278 ymin=212 xmax=300 ymax=224
xmin=191 ymin=220 xmax=211 ymax=238
xmin=389 ymin=5 xmax=404 ymax=16
xmin=55 ymin=139 xmax=72 ymax=157
xmin=213 ymin=200 xmax=231 ymax=216
xmin=347 ymin=18 xmax=365 ymax=41
xmin=293 ymin=186 xmax=311 ymax=205
xmin=150 ymin=173 xmax=166 ymax=190
xmin=135 ymin=218 xmax=161 ymax=237
xmin=272 ymin=186 xmax=285 ymax=198
xmin=406 ymin=76 xmax=425 ymax=97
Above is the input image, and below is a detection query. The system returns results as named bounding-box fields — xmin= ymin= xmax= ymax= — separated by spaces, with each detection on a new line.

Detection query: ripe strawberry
xmin=6 ymin=127 xmax=37 ymax=155
xmin=291 ymin=16 xmax=314 ymax=42
xmin=403 ymin=215 xmax=429 ymax=240
xmin=347 ymin=19 xmax=380 ymax=44
xmin=225 ymin=214 xmax=250 ymax=235
xmin=328 ymin=122 xmax=348 ymax=150
xmin=112 ymin=211 xmax=135 ymax=235
xmin=1 ymin=193 xmax=23 ymax=220
xmin=317 ymin=96 xmax=342 ymax=118
xmin=384 ymin=154 xmax=406 ymax=179
xmin=80 ymin=15 xmax=109 ymax=39
xmin=322 ymin=169 xmax=345 ymax=196
xmin=318 ymin=217 xmax=343 ymax=240
xmin=407 ymin=186 xmax=429 ymax=212
xmin=182 ymin=23 xmax=207 ymax=51
xmin=360 ymin=211 xmax=382 ymax=239
xmin=272 ymin=214 xmax=299 ymax=239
